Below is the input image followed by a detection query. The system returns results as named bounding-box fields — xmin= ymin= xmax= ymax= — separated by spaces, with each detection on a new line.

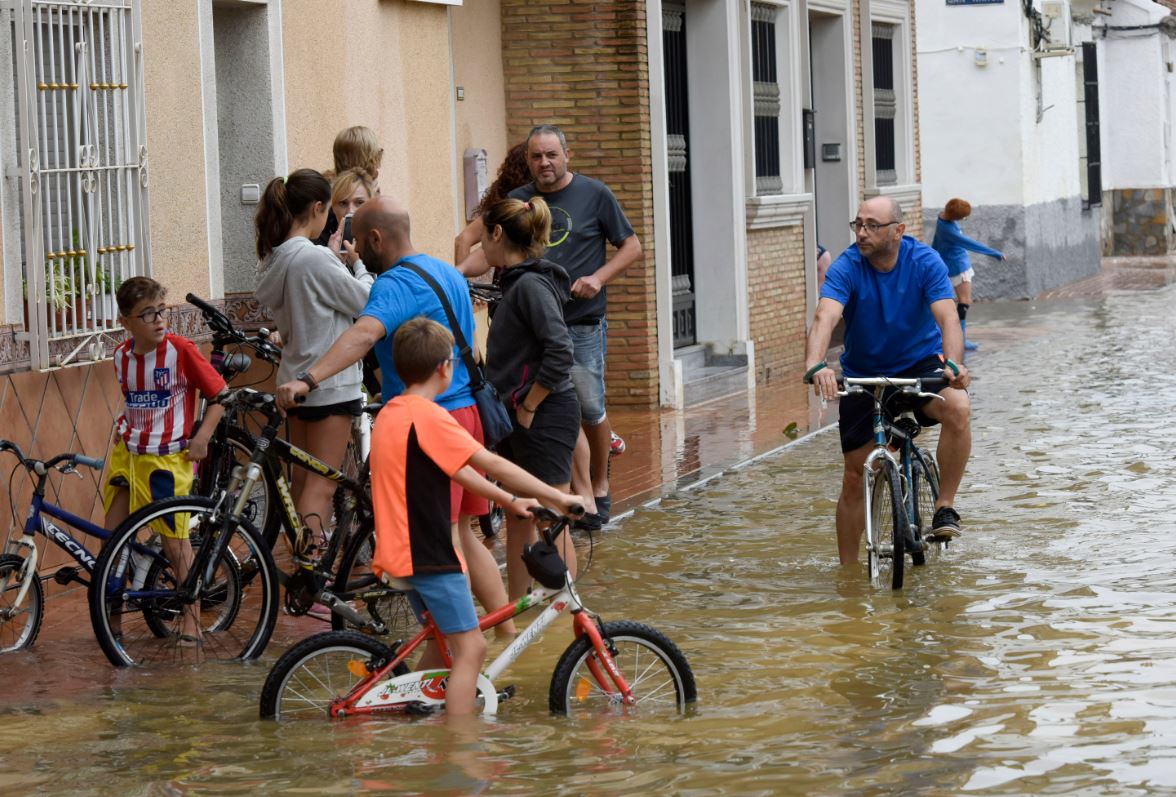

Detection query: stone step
xmin=683 ymin=363 xmax=749 ymax=406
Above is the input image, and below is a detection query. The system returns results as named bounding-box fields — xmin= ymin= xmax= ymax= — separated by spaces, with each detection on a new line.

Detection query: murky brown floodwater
xmin=5 ymin=287 xmax=1176 ymax=796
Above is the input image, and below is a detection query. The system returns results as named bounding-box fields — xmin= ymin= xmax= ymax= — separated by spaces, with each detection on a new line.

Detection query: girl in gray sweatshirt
xmin=253 ymin=169 xmax=373 ymax=544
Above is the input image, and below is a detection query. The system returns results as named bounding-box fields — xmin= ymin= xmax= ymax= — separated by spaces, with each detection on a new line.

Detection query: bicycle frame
xmin=3 ymin=484 xmax=170 ymax=609
xmin=332 ymin=580 xmax=633 ymax=717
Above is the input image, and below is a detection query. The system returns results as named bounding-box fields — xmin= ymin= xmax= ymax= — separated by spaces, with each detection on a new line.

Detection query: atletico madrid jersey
xmin=113 ymin=333 xmax=226 ymax=455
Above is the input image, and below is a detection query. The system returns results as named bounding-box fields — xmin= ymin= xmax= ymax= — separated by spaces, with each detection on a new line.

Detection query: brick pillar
xmin=500 ymin=1 xmax=659 ymax=408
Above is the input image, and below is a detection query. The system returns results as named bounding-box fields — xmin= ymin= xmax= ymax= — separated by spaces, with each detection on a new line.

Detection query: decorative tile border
xmin=0 ymin=292 xmax=275 ymax=375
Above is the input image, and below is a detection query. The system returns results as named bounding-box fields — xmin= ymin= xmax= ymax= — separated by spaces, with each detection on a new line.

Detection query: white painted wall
xmin=916 ymin=0 xmax=1024 ymax=207
xmin=1100 ymin=0 xmax=1170 ymax=189
xmin=1020 ymin=50 xmax=1083 ymax=204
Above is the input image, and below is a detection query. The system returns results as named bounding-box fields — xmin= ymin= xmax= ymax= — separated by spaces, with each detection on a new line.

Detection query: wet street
xmin=4 ymin=281 xmax=1176 ymax=795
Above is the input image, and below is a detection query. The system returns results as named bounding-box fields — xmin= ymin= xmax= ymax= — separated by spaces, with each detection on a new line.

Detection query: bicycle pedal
xmin=52 ymin=566 xmax=82 ymax=586
xmin=497 ymin=684 xmax=516 ymax=702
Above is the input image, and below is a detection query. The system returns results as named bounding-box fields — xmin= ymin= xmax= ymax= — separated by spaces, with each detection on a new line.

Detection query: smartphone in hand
xmin=342 ymin=213 xmax=354 ymax=245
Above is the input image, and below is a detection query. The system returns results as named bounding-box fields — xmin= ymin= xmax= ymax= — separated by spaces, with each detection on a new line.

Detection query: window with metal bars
xmin=3 ymin=0 xmax=150 ymax=369
xmin=872 ymin=22 xmax=897 ymax=186
xmin=751 ymin=2 xmax=782 ymax=195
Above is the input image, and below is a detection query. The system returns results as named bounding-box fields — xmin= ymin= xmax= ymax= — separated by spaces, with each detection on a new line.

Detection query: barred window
xmin=872 ymin=22 xmax=897 ymax=186
xmin=751 ymin=2 xmax=782 ymax=195
xmin=3 ymin=0 xmax=150 ymax=369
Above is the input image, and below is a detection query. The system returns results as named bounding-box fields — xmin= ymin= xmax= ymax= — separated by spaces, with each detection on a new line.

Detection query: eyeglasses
xmin=437 ymin=356 xmax=458 ymax=368
xmin=134 ymin=306 xmax=168 ymax=324
xmin=849 ymin=220 xmax=899 ymax=234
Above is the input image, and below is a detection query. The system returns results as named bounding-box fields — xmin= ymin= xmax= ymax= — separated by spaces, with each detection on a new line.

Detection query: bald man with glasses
xmin=804 ymin=196 xmax=972 ymax=566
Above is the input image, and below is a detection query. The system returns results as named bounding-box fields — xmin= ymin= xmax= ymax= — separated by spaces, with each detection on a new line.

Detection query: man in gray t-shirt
xmin=509 ymin=125 xmax=643 ymax=528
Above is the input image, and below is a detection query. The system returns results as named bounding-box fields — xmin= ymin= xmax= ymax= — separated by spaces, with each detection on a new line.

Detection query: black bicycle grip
xmin=295 ymin=394 xmax=307 ymax=404
xmin=74 ymin=454 xmax=105 ymax=470
xmin=568 ymin=503 xmax=585 ymax=517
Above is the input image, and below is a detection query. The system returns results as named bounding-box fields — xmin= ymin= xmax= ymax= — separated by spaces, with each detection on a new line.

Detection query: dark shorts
xmin=286 ymin=398 xmax=364 ymax=422
xmin=838 ymin=355 xmax=946 ymax=453
xmin=496 ymin=388 xmax=580 ymax=486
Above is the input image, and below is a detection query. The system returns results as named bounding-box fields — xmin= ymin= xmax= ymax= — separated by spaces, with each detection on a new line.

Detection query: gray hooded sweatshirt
xmin=255 ymin=237 xmax=373 ymax=407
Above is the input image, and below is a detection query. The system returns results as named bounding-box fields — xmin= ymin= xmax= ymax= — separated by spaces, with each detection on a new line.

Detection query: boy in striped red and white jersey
xmin=103 ymin=277 xmax=227 ymax=647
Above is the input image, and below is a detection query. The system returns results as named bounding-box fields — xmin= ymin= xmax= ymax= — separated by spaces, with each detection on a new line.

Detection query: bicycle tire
xmin=911 ymin=447 xmax=940 ymax=563
xmin=868 ymin=459 xmax=909 ymax=590
xmin=329 ymin=520 xmax=417 ymax=640
xmin=0 ymin=554 xmax=43 ymax=653
xmin=198 ymin=424 xmax=283 ymax=551
xmin=88 ymin=496 xmax=279 ymax=667
xmin=259 ymin=630 xmax=401 ymax=720
xmin=549 ymin=620 xmax=697 ymax=716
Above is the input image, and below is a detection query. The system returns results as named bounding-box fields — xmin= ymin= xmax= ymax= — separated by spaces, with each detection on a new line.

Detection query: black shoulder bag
xmin=400 ymin=261 xmax=514 ymax=447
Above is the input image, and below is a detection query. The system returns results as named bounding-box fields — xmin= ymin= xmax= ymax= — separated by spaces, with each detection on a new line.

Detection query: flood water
xmin=4 ymin=286 xmax=1176 ymax=796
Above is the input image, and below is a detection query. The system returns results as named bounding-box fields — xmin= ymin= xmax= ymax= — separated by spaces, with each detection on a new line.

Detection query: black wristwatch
xmin=295 ymin=370 xmax=319 ymax=391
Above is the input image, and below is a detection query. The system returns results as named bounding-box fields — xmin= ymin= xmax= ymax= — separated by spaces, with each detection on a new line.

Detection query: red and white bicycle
xmin=259 ymin=508 xmax=696 ymax=719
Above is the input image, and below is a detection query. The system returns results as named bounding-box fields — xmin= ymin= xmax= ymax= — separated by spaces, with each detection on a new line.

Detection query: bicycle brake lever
xmin=61 ymin=464 xmax=83 ymax=480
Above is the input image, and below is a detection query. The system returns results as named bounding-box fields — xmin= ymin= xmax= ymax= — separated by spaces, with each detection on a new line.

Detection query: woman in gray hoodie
xmin=254 ymin=168 xmax=373 ymax=547
xmin=481 ymin=196 xmax=580 ymax=600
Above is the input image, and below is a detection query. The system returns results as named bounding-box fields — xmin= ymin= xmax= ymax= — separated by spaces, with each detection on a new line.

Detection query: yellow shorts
xmin=103 ymin=440 xmax=196 ymax=539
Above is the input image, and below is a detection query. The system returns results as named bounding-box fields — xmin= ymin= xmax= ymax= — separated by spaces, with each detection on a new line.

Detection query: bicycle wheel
xmin=0 ymin=554 xmax=43 ymax=652
xmin=478 ymin=502 xmax=505 ymax=540
xmin=549 ymin=620 xmax=697 ymax=716
xmin=198 ymin=425 xmax=282 ymax=551
xmin=329 ymin=521 xmax=418 ymax=641
xmin=88 ymin=497 xmax=279 ymax=667
xmin=911 ymin=448 xmax=940 ymax=536
xmin=260 ymin=630 xmax=399 ymax=720
xmin=140 ymin=537 xmax=242 ymax=639
xmin=868 ymin=459 xmax=909 ymax=590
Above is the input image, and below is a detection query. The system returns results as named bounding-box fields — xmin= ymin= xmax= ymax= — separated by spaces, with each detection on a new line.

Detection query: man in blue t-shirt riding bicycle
xmin=804 ymin=196 xmax=972 ymax=566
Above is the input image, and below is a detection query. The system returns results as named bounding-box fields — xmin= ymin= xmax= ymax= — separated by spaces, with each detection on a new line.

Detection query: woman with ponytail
xmin=255 ymin=168 xmax=374 ymax=550
xmin=480 ymin=196 xmax=580 ymax=600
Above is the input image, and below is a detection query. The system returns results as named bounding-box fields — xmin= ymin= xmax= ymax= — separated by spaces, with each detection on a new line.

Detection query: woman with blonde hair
xmin=480 ymin=196 xmax=580 ymax=600
xmin=327 ymin=167 xmax=379 ymax=267
xmin=316 ymin=126 xmax=384 ymax=247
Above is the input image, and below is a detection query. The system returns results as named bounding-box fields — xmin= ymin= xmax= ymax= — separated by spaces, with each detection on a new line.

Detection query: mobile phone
xmin=342 ymin=213 xmax=354 ymax=245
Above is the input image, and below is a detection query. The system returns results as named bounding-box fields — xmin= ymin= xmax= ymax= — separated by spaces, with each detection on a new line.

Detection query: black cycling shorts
xmin=838 ymin=355 xmax=947 ymax=453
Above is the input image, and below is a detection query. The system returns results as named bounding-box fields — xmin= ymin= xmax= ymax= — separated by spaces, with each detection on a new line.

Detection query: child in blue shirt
xmin=930 ymin=198 xmax=1004 ymax=350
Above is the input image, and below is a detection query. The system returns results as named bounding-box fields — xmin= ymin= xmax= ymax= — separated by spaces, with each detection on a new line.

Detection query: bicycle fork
xmin=0 ymin=534 xmax=38 ymax=618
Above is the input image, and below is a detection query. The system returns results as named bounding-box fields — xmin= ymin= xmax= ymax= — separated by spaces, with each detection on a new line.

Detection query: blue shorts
xmin=569 ymin=319 xmax=607 ymax=426
xmin=406 ymin=572 xmax=479 ymax=634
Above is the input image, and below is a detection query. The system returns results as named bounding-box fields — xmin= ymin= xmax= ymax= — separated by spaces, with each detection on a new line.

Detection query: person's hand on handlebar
xmin=276 ymin=379 xmax=309 ymax=410
xmin=267 ymin=329 xmax=283 ymax=348
xmin=806 ymin=363 xmax=840 ymax=402
xmin=943 ymin=358 xmax=971 ymax=390
xmin=507 ymin=495 xmax=542 ymax=519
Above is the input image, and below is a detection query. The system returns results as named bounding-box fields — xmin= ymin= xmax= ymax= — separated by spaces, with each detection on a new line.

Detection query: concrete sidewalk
xmin=606 ymin=376 xmax=838 ymax=520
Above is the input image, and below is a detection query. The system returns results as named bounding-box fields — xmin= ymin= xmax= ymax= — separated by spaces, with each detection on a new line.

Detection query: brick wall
xmin=747 ymin=225 xmax=807 ymax=385
xmin=500 ymin=1 xmax=659 ymax=408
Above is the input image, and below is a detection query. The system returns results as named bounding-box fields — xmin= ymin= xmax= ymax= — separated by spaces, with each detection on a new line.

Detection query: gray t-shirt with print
xmin=509 ymin=173 xmax=634 ymax=325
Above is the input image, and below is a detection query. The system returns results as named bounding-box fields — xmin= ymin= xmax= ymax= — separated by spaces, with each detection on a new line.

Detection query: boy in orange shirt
xmin=369 ymin=317 xmax=583 ymax=716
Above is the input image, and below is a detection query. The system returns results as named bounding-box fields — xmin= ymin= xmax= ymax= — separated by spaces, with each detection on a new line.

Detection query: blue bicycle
xmin=0 ymin=439 xmax=279 ymax=664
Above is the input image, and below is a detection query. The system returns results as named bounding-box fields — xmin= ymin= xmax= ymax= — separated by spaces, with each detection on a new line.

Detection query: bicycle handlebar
xmin=187 ymin=294 xmax=281 ymax=366
xmin=836 ymin=375 xmax=950 ymax=401
xmin=0 ymin=439 xmax=104 ymax=473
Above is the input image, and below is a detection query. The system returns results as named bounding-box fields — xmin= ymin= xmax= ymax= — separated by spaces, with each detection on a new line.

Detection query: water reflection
xmin=5 ymin=289 xmax=1176 ymax=794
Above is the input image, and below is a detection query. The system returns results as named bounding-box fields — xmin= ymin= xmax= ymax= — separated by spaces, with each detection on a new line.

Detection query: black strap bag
xmin=400 ymin=261 xmax=514 ymax=447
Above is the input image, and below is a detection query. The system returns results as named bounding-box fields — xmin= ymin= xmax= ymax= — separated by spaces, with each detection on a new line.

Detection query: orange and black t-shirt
xmin=370 ymin=393 xmax=483 ymax=579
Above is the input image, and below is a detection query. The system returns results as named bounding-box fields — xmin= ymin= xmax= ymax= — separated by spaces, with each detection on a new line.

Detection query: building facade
xmin=916 ymin=0 xmax=1102 ymax=299
xmin=0 ymin=0 xmax=923 ymax=550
